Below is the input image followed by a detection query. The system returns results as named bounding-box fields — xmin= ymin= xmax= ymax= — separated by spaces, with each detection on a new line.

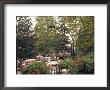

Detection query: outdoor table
xmin=47 ymin=61 xmax=59 ymax=74
xmin=44 ymin=57 xmax=51 ymax=62
xmin=23 ymin=59 xmax=36 ymax=65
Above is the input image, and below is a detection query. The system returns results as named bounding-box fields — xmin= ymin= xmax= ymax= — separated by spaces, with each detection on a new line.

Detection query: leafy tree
xmin=75 ymin=16 xmax=94 ymax=55
xmin=17 ymin=16 xmax=94 ymax=59
xmin=16 ymin=16 xmax=36 ymax=62
xmin=34 ymin=16 xmax=69 ymax=56
xmin=59 ymin=16 xmax=94 ymax=57
xmin=59 ymin=16 xmax=79 ymax=58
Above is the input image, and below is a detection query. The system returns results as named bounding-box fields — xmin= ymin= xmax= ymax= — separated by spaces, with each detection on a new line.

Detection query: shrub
xmin=59 ymin=59 xmax=70 ymax=69
xmin=83 ymin=52 xmax=94 ymax=74
xmin=22 ymin=61 xmax=49 ymax=74
xmin=59 ymin=59 xmax=80 ymax=74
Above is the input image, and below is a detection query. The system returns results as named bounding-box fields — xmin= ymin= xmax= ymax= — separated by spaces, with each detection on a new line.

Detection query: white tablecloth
xmin=47 ymin=61 xmax=59 ymax=65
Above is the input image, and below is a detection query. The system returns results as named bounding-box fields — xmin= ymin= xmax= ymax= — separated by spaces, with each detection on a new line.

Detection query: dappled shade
xmin=16 ymin=16 xmax=94 ymax=74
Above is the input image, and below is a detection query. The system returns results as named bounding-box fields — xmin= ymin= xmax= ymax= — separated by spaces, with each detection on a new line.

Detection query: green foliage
xmin=22 ymin=61 xmax=49 ymax=74
xmin=59 ymin=59 xmax=71 ymax=69
xmin=68 ymin=65 xmax=79 ymax=74
xmin=34 ymin=16 xmax=69 ymax=55
xmin=16 ymin=16 xmax=36 ymax=60
xmin=17 ymin=16 xmax=94 ymax=57
xmin=83 ymin=52 xmax=94 ymax=74
xmin=59 ymin=59 xmax=79 ymax=74
xmin=17 ymin=16 xmax=94 ymax=74
xmin=75 ymin=16 xmax=94 ymax=54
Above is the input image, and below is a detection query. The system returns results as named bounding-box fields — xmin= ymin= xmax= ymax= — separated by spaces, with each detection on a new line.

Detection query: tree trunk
xmin=71 ymin=43 xmax=75 ymax=59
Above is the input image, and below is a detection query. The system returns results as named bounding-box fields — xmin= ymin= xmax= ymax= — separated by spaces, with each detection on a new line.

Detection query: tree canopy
xmin=16 ymin=16 xmax=94 ymax=59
